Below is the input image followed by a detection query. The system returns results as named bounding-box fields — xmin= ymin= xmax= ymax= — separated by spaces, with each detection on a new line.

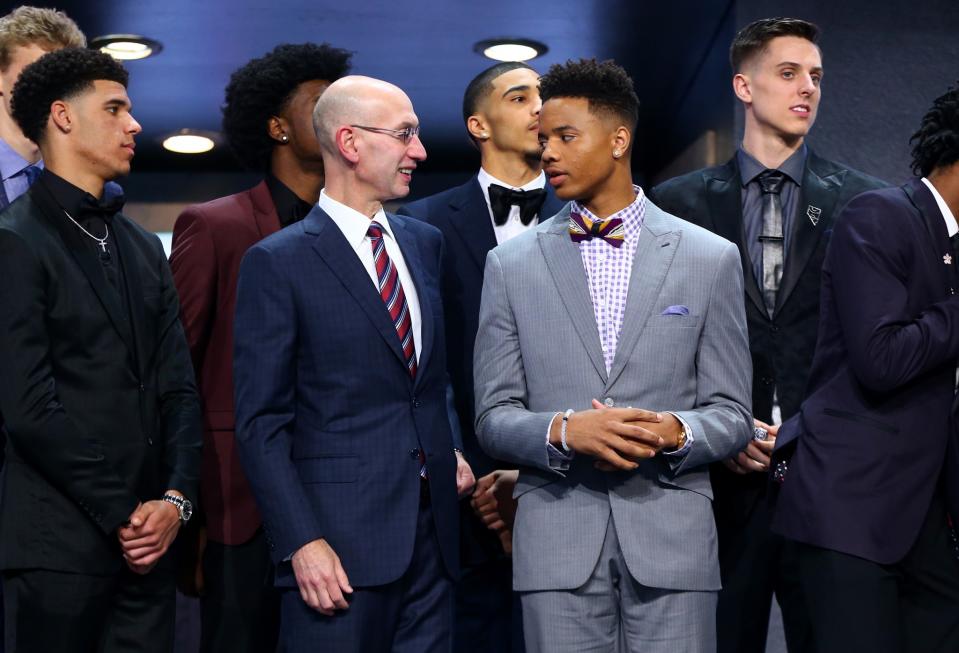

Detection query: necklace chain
xmin=63 ymin=210 xmax=109 ymax=250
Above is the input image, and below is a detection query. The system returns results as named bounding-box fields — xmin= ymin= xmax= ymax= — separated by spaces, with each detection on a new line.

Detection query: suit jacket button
xmin=138 ymin=384 xmax=145 ymax=392
xmin=410 ymin=448 xmax=420 ymax=459
xmin=147 ymin=437 xmax=154 ymax=445
xmin=604 ymin=397 xmax=615 ymax=407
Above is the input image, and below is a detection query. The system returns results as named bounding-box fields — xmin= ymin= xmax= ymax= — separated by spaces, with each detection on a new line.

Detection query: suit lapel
xmin=776 ymin=152 xmax=841 ymax=312
xmin=249 ymin=180 xmax=283 ymax=239
xmin=304 ymin=207 xmax=409 ymax=372
xmin=538 ymin=206 xmax=607 ymax=382
xmin=606 ymin=205 xmax=680 ymax=390
xmin=446 ymin=177 xmax=497 ymax=273
xmin=706 ymin=160 xmax=765 ymax=315
xmin=33 ymin=182 xmax=137 ymax=358
xmin=389 ymin=213 xmax=435 ymax=385
xmin=904 ymin=178 xmax=958 ymax=291
xmin=112 ymin=218 xmax=147 ymax=375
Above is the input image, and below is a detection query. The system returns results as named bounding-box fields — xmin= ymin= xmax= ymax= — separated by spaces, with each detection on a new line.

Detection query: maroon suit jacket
xmin=170 ymin=181 xmax=281 ymax=545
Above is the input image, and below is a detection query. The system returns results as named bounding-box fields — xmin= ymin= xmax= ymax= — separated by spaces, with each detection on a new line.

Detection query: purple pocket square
xmin=661 ymin=305 xmax=689 ymax=316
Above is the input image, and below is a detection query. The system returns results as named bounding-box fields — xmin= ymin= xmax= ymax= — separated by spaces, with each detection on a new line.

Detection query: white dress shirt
xmin=922 ymin=177 xmax=959 ymax=237
xmin=319 ymin=190 xmax=422 ymax=361
xmin=477 ymin=167 xmax=547 ymax=245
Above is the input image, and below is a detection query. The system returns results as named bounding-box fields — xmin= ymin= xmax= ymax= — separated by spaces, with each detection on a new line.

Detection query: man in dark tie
xmin=0 ymin=47 xmax=201 ymax=652
xmin=771 ymin=84 xmax=959 ymax=653
xmin=397 ymin=61 xmax=565 ymax=652
xmin=169 ymin=42 xmax=351 ymax=653
xmin=233 ymin=75 xmax=473 ymax=652
xmin=648 ymin=18 xmax=885 ymax=652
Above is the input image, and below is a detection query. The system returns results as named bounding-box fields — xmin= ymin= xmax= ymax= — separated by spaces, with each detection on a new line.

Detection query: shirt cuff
xmin=662 ymin=412 xmax=694 ymax=457
xmin=546 ymin=412 xmax=574 ymax=471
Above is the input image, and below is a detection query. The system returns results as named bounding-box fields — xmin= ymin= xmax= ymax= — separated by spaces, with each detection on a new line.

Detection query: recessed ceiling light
xmin=474 ymin=38 xmax=548 ymax=62
xmin=162 ymin=129 xmax=217 ymax=154
xmin=90 ymin=34 xmax=163 ymax=61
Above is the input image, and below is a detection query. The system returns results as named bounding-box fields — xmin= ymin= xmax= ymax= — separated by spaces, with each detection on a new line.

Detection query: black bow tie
xmin=79 ymin=191 xmax=125 ymax=222
xmin=488 ymin=183 xmax=547 ymax=226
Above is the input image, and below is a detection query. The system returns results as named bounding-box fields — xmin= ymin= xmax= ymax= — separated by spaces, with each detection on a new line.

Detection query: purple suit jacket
xmin=773 ymin=178 xmax=959 ymax=564
xmin=169 ymin=181 xmax=281 ymax=545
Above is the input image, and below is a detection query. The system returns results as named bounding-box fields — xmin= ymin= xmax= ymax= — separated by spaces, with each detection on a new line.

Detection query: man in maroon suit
xmin=169 ymin=43 xmax=351 ymax=653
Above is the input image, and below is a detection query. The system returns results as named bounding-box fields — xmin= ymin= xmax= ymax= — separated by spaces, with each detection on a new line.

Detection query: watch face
xmin=181 ymin=499 xmax=193 ymax=522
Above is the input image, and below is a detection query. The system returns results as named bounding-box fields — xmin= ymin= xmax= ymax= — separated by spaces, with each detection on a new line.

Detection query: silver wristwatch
xmin=161 ymin=493 xmax=193 ymax=523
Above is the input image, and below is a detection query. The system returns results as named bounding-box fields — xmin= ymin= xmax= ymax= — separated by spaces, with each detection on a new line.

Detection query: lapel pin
xmin=806 ymin=205 xmax=821 ymax=226
xmin=945 ymin=253 xmax=953 ymax=265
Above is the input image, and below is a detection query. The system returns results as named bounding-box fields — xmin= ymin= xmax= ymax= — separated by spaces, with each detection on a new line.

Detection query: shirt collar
xmin=38 ymin=169 xmax=91 ymax=218
xmin=318 ymin=189 xmax=394 ymax=248
xmin=737 ymin=144 xmax=807 ymax=187
xmin=571 ymin=184 xmax=646 ymax=242
xmin=0 ymin=138 xmax=42 ymax=183
xmin=478 ymin=168 xmax=546 ymax=193
xmin=265 ymin=172 xmax=314 ymax=227
xmin=921 ymin=177 xmax=959 ymax=238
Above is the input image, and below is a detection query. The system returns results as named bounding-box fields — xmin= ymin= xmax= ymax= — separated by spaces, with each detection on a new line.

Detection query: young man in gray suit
xmin=473 ymin=58 xmax=753 ymax=653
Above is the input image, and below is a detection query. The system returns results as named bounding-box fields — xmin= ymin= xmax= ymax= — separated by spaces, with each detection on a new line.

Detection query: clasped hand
xmin=551 ymin=399 xmax=684 ymax=471
xmin=116 ymin=498 xmax=182 ymax=575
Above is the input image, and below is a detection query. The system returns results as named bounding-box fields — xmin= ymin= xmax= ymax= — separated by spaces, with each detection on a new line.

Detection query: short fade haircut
xmin=730 ymin=17 xmax=820 ymax=73
xmin=462 ymin=61 xmax=533 ymax=139
xmin=538 ymin=58 xmax=639 ymax=130
xmin=222 ymin=43 xmax=352 ymax=171
xmin=0 ymin=6 xmax=86 ymax=71
xmin=11 ymin=47 xmax=127 ymax=145
xmin=910 ymin=83 xmax=959 ymax=178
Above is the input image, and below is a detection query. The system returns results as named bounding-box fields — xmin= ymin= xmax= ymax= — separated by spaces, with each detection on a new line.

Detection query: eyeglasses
xmin=350 ymin=124 xmax=420 ymax=144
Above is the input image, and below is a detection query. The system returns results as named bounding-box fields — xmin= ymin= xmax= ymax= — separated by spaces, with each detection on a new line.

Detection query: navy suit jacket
xmin=772 ymin=178 xmax=959 ymax=564
xmin=233 ymin=206 xmax=460 ymax=587
xmin=398 ymin=176 xmax=565 ymax=480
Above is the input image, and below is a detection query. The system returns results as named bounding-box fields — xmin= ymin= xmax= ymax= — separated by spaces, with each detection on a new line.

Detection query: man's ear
xmin=49 ymin=99 xmax=72 ymax=134
xmin=467 ymin=114 xmax=490 ymax=142
xmin=611 ymin=125 xmax=631 ymax=159
xmin=732 ymin=73 xmax=752 ymax=104
xmin=268 ymin=115 xmax=288 ymax=144
xmin=335 ymin=125 xmax=360 ymax=164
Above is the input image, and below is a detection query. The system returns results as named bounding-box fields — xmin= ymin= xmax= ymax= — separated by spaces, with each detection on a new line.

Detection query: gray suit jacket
xmin=474 ymin=200 xmax=752 ymax=592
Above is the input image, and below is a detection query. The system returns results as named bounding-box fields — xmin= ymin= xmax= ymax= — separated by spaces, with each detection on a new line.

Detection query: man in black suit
xmin=771 ymin=84 xmax=959 ymax=653
xmin=398 ymin=62 xmax=564 ymax=652
xmin=0 ymin=48 xmax=201 ymax=652
xmin=648 ymin=17 xmax=884 ymax=653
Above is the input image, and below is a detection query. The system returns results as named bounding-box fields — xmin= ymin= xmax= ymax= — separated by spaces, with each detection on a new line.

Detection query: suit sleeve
xmin=169 ymin=207 xmax=217 ymax=373
xmin=151 ymin=235 xmax=203 ymax=503
xmin=828 ymin=193 xmax=959 ymax=393
xmin=0 ymin=228 xmax=140 ymax=534
xmin=473 ymin=249 xmax=565 ymax=474
xmin=233 ymin=244 xmax=323 ymax=562
xmin=434 ymin=232 xmax=464 ymax=451
xmin=668 ymin=241 xmax=754 ymax=472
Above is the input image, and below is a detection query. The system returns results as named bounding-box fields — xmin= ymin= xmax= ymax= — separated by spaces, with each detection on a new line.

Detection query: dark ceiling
xmin=43 ymin=0 xmax=736 ymax=183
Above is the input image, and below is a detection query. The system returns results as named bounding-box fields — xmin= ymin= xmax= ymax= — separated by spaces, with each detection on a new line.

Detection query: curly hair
xmin=222 ymin=43 xmax=352 ymax=171
xmin=11 ymin=47 xmax=128 ymax=145
xmin=538 ymin=58 xmax=639 ymax=129
xmin=0 ymin=6 xmax=85 ymax=70
xmin=910 ymin=83 xmax=959 ymax=177
xmin=730 ymin=18 xmax=819 ymax=73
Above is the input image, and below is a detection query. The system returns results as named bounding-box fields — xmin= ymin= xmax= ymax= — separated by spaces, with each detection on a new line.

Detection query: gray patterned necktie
xmin=758 ymin=170 xmax=786 ymax=317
